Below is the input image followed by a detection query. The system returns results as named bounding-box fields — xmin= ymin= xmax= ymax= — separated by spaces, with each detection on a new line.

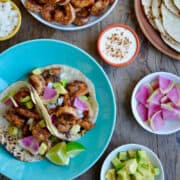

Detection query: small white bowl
xmin=131 ymin=72 xmax=180 ymax=135
xmin=100 ymin=144 xmax=164 ymax=180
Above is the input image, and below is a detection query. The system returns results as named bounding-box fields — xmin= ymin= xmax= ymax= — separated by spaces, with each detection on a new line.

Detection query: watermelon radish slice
xmin=147 ymin=89 xmax=163 ymax=105
xmin=150 ymin=79 xmax=159 ymax=90
xmin=137 ymin=103 xmax=148 ymax=122
xmin=150 ymin=111 xmax=165 ymax=131
xmin=136 ymin=85 xmax=152 ymax=105
xmin=167 ymin=85 xmax=180 ymax=105
xmin=159 ymin=76 xmax=174 ymax=94
xmin=160 ymin=96 xmax=170 ymax=104
xmin=161 ymin=103 xmax=180 ymax=121
xmin=148 ymin=104 xmax=161 ymax=118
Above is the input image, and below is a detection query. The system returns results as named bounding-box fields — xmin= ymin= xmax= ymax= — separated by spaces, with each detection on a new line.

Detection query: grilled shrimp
xmin=41 ymin=4 xmax=56 ymax=22
xmin=63 ymin=94 xmax=72 ymax=106
xmin=90 ymin=0 xmax=109 ymax=16
xmin=66 ymin=80 xmax=88 ymax=97
xmin=32 ymin=123 xmax=51 ymax=141
xmin=55 ymin=106 xmax=78 ymax=118
xmin=5 ymin=110 xmax=24 ymax=128
xmin=29 ymin=74 xmax=46 ymax=95
xmin=15 ymin=108 xmax=40 ymax=120
xmin=14 ymin=87 xmax=30 ymax=105
xmin=54 ymin=4 xmax=76 ymax=25
xmin=25 ymin=0 xmax=43 ymax=12
xmin=79 ymin=120 xmax=94 ymax=130
xmin=42 ymin=67 xmax=61 ymax=83
xmin=73 ymin=8 xmax=90 ymax=26
xmin=71 ymin=0 xmax=95 ymax=8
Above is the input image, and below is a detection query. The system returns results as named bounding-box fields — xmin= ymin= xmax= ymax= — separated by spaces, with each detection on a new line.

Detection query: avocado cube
xmin=138 ymin=160 xmax=151 ymax=170
xmin=137 ymin=150 xmax=148 ymax=162
xmin=111 ymin=157 xmax=124 ymax=169
xmin=137 ymin=166 xmax=155 ymax=180
xmin=151 ymin=167 xmax=160 ymax=176
xmin=125 ymin=159 xmax=138 ymax=174
xmin=118 ymin=151 xmax=128 ymax=161
xmin=117 ymin=168 xmax=131 ymax=180
xmin=105 ymin=169 xmax=116 ymax=180
xmin=128 ymin=150 xmax=137 ymax=158
xmin=131 ymin=172 xmax=144 ymax=180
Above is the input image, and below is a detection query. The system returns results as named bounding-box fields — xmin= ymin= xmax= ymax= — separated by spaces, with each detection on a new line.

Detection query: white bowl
xmin=21 ymin=0 xmax=118 ymax=31
xmin=100 ymin=144 xmax=164 ymax=180
xmin=131 ymin=72 xmax=180 ymax=135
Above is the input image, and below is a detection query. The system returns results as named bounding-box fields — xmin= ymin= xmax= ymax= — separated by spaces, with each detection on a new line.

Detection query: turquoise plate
xmin=0 ymin=39 xmax=116 ymax=180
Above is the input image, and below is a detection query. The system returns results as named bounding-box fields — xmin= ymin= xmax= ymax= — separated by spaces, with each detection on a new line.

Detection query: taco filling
xmin=29 ymin=65 xmax=98 ymax=140
xmin=0 ymin=82 xmax=55 ymax=161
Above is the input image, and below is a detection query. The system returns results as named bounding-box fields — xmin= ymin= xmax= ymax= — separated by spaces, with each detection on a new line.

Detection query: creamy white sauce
xmin=100 ymin=27 xmax=137 ymax=64
xmin=0 ymin=2 xmax=18 ymax=37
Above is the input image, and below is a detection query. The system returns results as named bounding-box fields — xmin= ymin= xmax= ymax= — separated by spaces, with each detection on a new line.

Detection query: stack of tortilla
xmin=141 ymin=0 xmax=180 ymax=53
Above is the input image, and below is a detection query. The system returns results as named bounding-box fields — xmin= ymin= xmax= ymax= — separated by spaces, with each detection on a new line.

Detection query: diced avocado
xmin=111 ymin=157 xmax=125 ymax=169
xmin=105 ymin=169 xmax=116 ymax=180
xmin=39 ymin=143 xmax=48 ymax=155
xmin=8 ymin=126 xmax=19 ymax=136
xmin=117 ymin=168 xmax=131 ymax=180
xmin=151 ymin=167 xmax=160 ymax=176
xmin=60 ymin=80 xmax=68 ymax=88
xmin=53 ymin=82 xmax=67 ymax=94
xmin=25 ymin=101 xmax=34 ymax=109
xmin=118 ymin=151 xmax=128 ymax=161
xmin=38 ymin=120 xmax=46 ymax=128
xmin=20 ymin=96 xmax=31 ymax=103
xmin=80 ymin=95 xmax=89 ymax=101
xmin=128 ymin=150 xmax=137 ymax=158
xmin=131 ymin=172 xmax=144 ymax=180
xmin=125 ymin=159 xmax=138 ymax=174
xmin=137 ymin=150 xmax=148 ymax=162
xmin=137 ymin=166 xmax=155 ymax=179
xmin=32 ymin=68 xmax=42 ymax=75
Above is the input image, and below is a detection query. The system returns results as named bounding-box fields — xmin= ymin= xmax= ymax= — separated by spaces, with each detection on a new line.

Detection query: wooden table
xmin=0 ymin=0 xmax=179 ymax=179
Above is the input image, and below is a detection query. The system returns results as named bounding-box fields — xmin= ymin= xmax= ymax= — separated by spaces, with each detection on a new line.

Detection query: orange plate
xmin=97 ymin=24 xmax=140 ymax=67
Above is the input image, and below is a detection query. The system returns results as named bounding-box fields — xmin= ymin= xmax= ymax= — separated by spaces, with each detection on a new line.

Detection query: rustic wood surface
xmin=0 ymin=0 xmax=180 ymax=179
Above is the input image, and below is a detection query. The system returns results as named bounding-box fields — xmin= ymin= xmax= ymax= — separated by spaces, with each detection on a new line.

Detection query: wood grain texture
xmin=0 ymin=0 xmax=179 ymax=180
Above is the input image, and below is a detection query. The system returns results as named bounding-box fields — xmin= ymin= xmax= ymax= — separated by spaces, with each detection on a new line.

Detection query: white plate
xmin=100 ymin=144 xmax=164 ymax=180
xmin=131 ymin=72 xmax=180 ymax=135
xmin=21 ymin=0 xmax=118 ymax=31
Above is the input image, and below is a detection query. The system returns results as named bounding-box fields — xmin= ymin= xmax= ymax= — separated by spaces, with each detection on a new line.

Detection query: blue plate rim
xmin=0 ymin=39 xmax=117 ymax=179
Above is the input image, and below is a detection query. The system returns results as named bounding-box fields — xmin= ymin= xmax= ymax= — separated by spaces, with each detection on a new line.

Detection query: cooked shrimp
xmin=57 ymin=0 xmax=71 ymax=5
xmin=32 ymin=123 xmax=51 ymax=141
xmin=54 ymin=4 xmax=75 ymax=25
xmin=15 ymin=108 xmax=40 ymax=120
xmin=41 ymin=4 xmax=56 ymax=22
xmin=73 ymin=8 xmax=90 ymax=26
xmin=90 ymin=0 xmax=109 ymax=16
xmin=25 ymin=0 xmax=43 ymax=13
xmin=63 ymin=94 xmax=72 ymax=106
xmin=29 ymin=74 xmax=46 ymax=95
xmin=79 ymin=120 xmax=94 ymax=130
xmin=5 ymin=110 xmax=24 ymax=128
xmin=55 ymin=106 xmax=78 ymax=118
xmin=66 ymin=80 xmax=88 ymax=97
xmin=71 ymin=0 xmax=95 ymax=8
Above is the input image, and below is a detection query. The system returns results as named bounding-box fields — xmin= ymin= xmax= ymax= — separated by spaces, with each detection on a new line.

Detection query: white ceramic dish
xmin=100 ymin=144 xmax=164 ymax=180
xmin=21 ymin=0 xmax=118 ymax=31
xmin=131 ymin=72 xmax=180 ymax=135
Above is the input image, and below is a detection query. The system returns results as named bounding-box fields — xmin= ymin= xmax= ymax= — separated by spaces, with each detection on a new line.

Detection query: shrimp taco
xmin=0 ymin=81 xmax=54 ymax=162
xmin=29 ymin=65 xmax=98 ymax=141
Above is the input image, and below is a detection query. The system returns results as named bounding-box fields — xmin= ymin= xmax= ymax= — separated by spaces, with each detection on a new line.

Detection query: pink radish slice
xmin=167 ymin=85 xmax=180 ymax=105
xmin=137 ymin=103 xmax=148 ymax=122
xmin=4 ymin=99 xmax=13 ymax=106
xmin=136 ymin=84 xmax=152 ymax=105
xmin=160 ymin=96 xmax=170 ymax=104
xmin=161 ymin=103 xmax=180 ymax=121
xmin=148 ymin=104 xmax=161 ymax=118
xmin=147 ymin=89 xmax=163 ymax=105
xmin=73 ymin=97 xmax=88 ymax=111
xmin=150 ymin=111 xmax=165 ymax=131
xmin=159 ymin=76 xmax=174 ymax=94
xmin=150 ymin=79 xmax=159 ymax=90
xmin=43 ymin=86 xmax=57 ymax=100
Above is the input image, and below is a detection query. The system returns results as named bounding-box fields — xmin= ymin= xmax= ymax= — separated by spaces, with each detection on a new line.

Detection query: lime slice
xmin=66 ymin=142 xmax=85 ymax=157
xmin=46 ymin=142 xmax=70 ymax=165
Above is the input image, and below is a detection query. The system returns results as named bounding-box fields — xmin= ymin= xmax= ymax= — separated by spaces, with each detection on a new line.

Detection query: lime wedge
xmin=66 ymin=142 xmax=85 ymax=157
xmin=46 ymin=142 xmax=69 ymax=165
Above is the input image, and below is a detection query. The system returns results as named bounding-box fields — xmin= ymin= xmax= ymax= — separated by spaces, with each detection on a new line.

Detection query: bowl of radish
xmin=131 ymin=72 xmax=180 ymax=135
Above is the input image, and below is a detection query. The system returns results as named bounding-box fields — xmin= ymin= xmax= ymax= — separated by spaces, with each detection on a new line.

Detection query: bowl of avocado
xmin=100 ymin=144 xmax=164 ymax=180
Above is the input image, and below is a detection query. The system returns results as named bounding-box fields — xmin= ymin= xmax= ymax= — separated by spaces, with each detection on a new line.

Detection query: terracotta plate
xmin=134 ymin=0 xmax=180 ymax=60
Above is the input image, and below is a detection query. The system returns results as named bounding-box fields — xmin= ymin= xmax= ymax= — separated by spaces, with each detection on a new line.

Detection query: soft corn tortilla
xmin=31 ymin=65 xmax=99 ymax=141
xmin=161 ymin=3 xmax=180 ymax=43
xmin=163 ymin=0 xmax=180 ymax=16
xmin=141 ymin=0 xmax=157 ymax=29
xmin=0 ymin=81 xmax=43 ymax=162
